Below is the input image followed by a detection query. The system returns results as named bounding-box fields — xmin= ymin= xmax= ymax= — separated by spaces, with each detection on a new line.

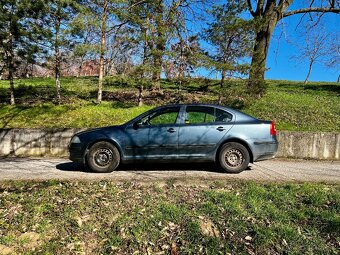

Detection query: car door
xmin=124 ymin=106 xmax=181 ymax=160
xmin=177 ymin=106 xmax=234 ymax=159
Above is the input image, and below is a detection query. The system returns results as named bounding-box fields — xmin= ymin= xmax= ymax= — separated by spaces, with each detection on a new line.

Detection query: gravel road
xmin=0 ymin=157 xmax=339 ymax=183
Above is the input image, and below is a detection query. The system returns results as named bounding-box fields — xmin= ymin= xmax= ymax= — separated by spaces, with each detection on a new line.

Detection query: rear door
xmin=177 ymin=106 xmax=234 ymax=159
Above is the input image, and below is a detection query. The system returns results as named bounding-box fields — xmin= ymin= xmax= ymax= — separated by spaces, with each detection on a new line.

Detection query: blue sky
xmin=266 ymin=12 xmax=339 ymax=82
xmin=191 ymin=1 xmax=340 ymax=82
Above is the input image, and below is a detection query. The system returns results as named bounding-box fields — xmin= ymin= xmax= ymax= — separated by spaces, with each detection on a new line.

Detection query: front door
xmin=124 ymin=106 xmax=180 ymax=160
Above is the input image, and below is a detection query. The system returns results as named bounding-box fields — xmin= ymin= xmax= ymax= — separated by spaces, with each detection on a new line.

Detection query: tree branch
xmin=264 ymin=0 xmax=276 ymax=15
xmin=284 ymin=7 xmax=340 ymax=18
xmin=106 ymin=21 xmax=129 ymax=34
xmin=256 ymin=0 xmax=265 ymax=16
xmin=246 ymin=0 xmax=256 ymax=17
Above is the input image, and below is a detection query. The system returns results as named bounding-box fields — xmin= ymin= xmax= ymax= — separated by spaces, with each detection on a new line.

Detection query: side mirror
xmin=133 ymin=122 xmax=140 ymax=130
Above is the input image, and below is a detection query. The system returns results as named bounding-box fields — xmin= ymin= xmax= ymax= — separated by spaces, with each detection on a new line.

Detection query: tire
xmin=86 ymin=141 xmax=120 ymax=173
xmin=219 ymin=142 xmax=250 ymax=173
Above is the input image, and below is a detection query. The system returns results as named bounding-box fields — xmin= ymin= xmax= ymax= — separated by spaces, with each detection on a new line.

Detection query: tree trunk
xmin=142 ymin=18 xmax=149 ymax=67
xmin=304 ymin=61 xmax=313 ymax=84
xmin=151 ymin=30 xmax=165 ymax=91
xmin=78 ymin=56 xmax=84 ymax=77
xmin=97 ymin=0 xmax=108 ymax=104
xmin=138 ymin=85 xmax=143 ymax=106
xmin=9 ymin=71 xmax=15 ymax=105
xmin=220 ymin=69 xmax=226 ymax=88
xmin=248 ymin=16 xmax=277 ymax=97
xmin=151 ymin=1 xmax=165 ymax=91
xmin=8 ymin=33 xmax=15 ymax=105
xmin=55 ymin=10 xmax=61 ymax=104
xmin=152 ymin=52 xmax=162 ymax=91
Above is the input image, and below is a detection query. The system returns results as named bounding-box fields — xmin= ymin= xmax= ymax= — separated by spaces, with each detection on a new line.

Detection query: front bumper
xmin=69 ymin=143 xmax=85 ymax=163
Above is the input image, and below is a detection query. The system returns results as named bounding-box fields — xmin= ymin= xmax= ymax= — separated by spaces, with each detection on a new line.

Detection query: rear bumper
xmin=249 ymin=138 xmax=279 ymax=162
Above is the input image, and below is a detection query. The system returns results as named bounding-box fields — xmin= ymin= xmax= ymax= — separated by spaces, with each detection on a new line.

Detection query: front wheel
xmin=86 ymin=141 xmax=120 ymax=173
xmin=219 ymin=142 xmax=250 ymax=173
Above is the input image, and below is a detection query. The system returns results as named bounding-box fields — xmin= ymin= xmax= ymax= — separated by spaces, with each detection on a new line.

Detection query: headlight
xmin=70 ymin=136 xmax=81 ymax=144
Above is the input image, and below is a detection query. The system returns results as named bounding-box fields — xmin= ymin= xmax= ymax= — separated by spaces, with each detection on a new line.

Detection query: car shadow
xmin=56 ymin=161 xmax=252 ymax=174
xmin=56 ymin=162 xmax=87 ymax=172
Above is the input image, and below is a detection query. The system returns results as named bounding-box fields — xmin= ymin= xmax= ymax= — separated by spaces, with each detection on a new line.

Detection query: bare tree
xmin=105 ymin=26 xmax=138 ymax=76
xmin=294 ymin=31 xmax=329 ymax=84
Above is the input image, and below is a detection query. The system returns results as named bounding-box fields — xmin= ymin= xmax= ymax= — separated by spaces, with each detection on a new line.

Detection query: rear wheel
xmin=86 ymin=141 xmax=120 ymax=173
xmin=219 ymin=142 xmax=250 ymax=173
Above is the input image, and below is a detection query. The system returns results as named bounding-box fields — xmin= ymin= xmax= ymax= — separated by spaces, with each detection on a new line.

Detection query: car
xmin=69 ymin=104 xmax=278 ymax=173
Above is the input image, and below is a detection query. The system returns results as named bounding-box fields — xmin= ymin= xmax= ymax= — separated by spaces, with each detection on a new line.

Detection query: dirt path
xmin=0 ymin=157 xmax=339 ymax=183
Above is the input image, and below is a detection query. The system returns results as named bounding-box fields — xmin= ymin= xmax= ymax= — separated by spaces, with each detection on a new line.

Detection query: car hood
xmin=75 ymin=125 xmax=123 ymax=137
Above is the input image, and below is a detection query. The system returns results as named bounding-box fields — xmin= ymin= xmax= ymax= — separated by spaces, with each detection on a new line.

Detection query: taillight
xmin=270 ymin=121 xmax=277 ymax=136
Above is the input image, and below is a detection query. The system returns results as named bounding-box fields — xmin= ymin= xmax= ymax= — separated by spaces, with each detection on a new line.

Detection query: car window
xmin=215 ymin=108 xmax=233 ymax=123
xmin=141 ymin=107 xmax=180 ymax=126
xmin=185 ymin=106 xmax=232 ymax=124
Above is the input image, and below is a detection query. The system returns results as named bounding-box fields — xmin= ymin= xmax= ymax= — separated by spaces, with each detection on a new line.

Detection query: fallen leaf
xmin=199 ymin=217 xmax=220 ymax=238
xmin=76 ymin=217 xmax=82 ymax=227
xmin=19 ymin=232 xmax=41 ymax=249
xmin=245 ymin=235 xmax=252 ymax=241
xmin=0 ymin=245 xmax=14 ymax=255
xmin=171 ymin=242 xmax=177 ymax=255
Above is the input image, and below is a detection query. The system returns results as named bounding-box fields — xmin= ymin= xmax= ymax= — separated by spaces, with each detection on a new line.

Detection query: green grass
xmin=245 ymin=81 xmax=340 ymax=132
xmin=0 ymin=180 xmax=339 ymax=254
xmin=0 ymin=102 xmax=152 ymax=128
xmin=0 ymin=77 xmax=339 ymax=131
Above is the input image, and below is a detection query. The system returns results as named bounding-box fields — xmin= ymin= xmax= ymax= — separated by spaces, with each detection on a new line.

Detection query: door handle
xmin=167 ymin=128 xmax=176 ymax=133
xmin=216 ymin=126 xmax=226 ymax=131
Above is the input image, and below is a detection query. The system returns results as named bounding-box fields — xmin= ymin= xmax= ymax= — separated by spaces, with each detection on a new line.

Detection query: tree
xmin=202 ymin=2 xmax=254 ymax=88
xmin=292 ymin=25 xmax=337 ymax=84
xmin=0 ymin=0 xmax=47 ymax=105
xmin=45 ymin=0 xmax=81 ymax=104
xmin=0 ymin=51 xmax=5 ymax=80
xmin=166 ymin=35 xmax=201 ymax=86
xmin=105 ymin=26 xmax=137 ymax=75
xmin=246 ymin=0 xmax=340 ymax=96
xmin=97 ymin=0 xmax=108 ymax=104
xmin=126 ymin=0 xmax=193 ymax=90
xmin=69 ymin=6 xmax=99 ymax=77
xmin=79 ymin=0 xmax=130 ymax=104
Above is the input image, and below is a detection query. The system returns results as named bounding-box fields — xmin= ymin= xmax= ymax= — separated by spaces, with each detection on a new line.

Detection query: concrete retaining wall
xmin=0 ymin=129 xmax=339 ymax=160
xmin=0 ymin=129 xmax=83 ymax=157
xmin=277 ymin=131 xmax=339 ymax=160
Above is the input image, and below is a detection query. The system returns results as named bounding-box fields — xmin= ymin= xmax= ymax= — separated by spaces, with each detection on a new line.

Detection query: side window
xmin=186 ymin=106 xmax=215 ymax=124
xmin=185 ymin=106 xmax=232 ymax=124
xmin=215 ymin=108 xmax=232 ymax=123
xmin=141 ymin=107 xmax=180 ymax=126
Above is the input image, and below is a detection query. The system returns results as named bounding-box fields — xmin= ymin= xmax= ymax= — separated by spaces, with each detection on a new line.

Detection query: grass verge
xmin=0 ymin=180 xmax=339 ymax=254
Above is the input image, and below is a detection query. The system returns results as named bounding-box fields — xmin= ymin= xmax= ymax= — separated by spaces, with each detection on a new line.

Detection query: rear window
xmin=185 ymin=106 xmax=232 ymax=124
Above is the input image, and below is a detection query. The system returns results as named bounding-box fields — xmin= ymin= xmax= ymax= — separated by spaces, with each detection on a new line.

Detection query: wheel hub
xmin=94 ymin=148 xmax=113 ymax=167
xmin=225 ymin=149 xmax=244 ymax=168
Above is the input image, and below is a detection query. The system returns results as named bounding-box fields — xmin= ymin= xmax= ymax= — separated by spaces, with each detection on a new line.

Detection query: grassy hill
xmin=0 ymin=77 xmax=339 ymax=132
